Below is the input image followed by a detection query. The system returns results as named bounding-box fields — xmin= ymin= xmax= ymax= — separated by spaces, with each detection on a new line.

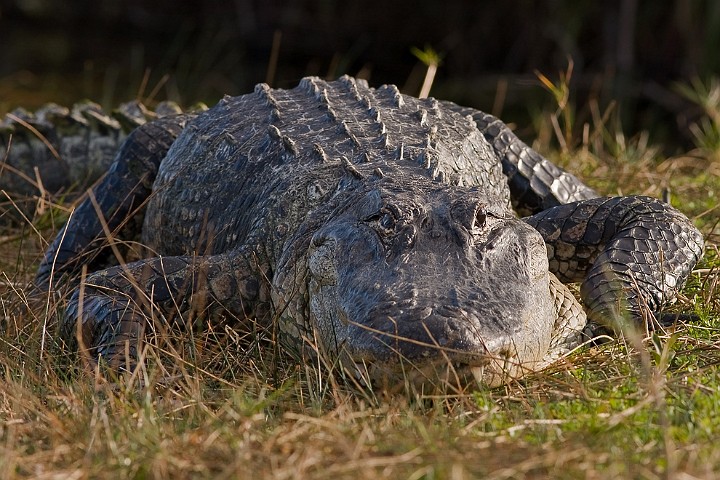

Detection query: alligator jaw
xmin=348 ymin=345 xmax=540 ymax=392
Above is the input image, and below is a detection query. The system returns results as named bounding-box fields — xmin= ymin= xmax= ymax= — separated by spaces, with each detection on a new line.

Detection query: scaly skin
xmin=31 ymin=76 xmax=704 ymax=388
xmin=524 ymin=195 xmax=703 ymax=327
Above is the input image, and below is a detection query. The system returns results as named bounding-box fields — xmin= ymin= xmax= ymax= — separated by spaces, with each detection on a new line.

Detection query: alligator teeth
xmin=352 ymin=361 xmax=372 ymax=387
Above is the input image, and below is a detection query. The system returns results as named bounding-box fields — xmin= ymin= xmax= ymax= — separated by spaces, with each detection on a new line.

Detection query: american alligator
xmin=28 ymin=76 xmax=703 ymax=388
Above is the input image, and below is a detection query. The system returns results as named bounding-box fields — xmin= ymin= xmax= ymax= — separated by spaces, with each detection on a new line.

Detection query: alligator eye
xmin=379 ymin=211 xmax=396 ymax=230
xmin=365 ymin=206 xmax=398 ymax=234
xmin=451 ymin=200 xmax=489 ymax=232
xmin=474 ymin=208 xmax=487 ymax=230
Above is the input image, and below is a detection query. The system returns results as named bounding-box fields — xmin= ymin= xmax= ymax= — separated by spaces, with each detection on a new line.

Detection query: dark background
xmin=1 ymin=0 xmax=718 ymax=151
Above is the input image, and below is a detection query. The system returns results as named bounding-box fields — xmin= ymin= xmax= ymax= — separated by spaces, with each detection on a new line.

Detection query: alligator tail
xmin=0 ymin=100 xmax=186 ymax=220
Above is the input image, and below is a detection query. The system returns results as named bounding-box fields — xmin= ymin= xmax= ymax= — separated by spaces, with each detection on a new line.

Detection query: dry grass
xmin=1 ymin=74 xmax=720 ymax=479
xmin=2 ymin=293 xmax=720 ymax=479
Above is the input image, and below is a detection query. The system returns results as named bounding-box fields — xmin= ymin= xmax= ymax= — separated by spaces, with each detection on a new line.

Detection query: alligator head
xmin=276 ymin=173 xmax=557 ymax=389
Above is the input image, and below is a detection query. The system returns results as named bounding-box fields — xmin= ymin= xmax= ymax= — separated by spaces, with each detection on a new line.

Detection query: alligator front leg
xmin=61 ymin=251 xmax=270 ymax=369
xmin=524 ymin=196 xmax=704 ymax=332
xmin=35 ymin=114 xmax=194 ymax=290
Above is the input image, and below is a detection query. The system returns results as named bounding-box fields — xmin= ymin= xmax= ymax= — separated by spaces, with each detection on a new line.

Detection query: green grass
xmin=1 ymin=73 xmax=719 ymax=479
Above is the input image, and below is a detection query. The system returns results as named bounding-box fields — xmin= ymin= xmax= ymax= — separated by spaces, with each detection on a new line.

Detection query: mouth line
xmin=341 ymin=322 xmax=522 ymax=368
xmin=350 ymin=352 xmax=531 ymax=390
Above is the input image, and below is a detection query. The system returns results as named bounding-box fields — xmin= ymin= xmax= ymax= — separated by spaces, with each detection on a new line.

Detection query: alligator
xmin=24 ymin=76 xmax=703 ymax=388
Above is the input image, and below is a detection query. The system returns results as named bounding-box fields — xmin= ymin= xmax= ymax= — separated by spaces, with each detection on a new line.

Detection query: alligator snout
xmin=344 ymin=305 xmax=535 ymax=389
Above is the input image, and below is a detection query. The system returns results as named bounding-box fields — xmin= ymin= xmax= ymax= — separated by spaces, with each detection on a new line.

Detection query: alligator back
xmin=142 ymin=76 xmax=512 ymax=257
